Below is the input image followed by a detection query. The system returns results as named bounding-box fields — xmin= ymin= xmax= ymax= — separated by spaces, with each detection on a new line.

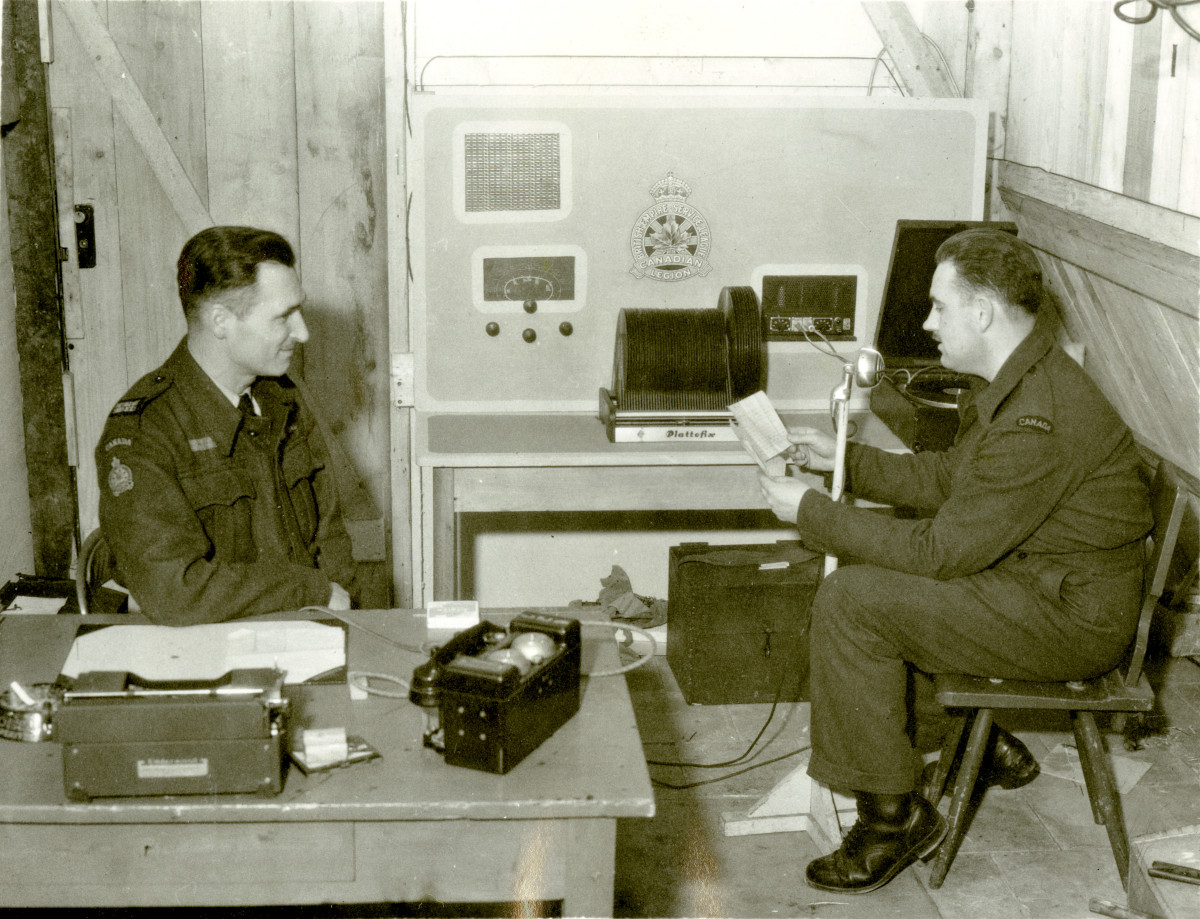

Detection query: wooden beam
xmin=3 ymin=0 xmax=75 ymax=575
xmin=999 ymin=161 xmax=1200 ymax=256
xmin=999 ymin=187 xmax=1198 ymax=319
xmin=1 ymin=0 xmax=23 ymax=128
xmin=385 ymin=0 xmax=414 ymax=607
xmin=56 ymin=0 xmax=211 ymax=236
xmin=862 ymin=2 xmax=959 ymax=97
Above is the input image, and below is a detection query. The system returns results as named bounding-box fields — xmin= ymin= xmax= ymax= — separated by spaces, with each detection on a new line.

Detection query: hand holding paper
xmin=728 ymin=391 xmax=790 ymax=475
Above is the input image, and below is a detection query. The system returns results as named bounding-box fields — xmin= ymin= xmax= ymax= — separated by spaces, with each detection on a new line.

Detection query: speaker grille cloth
xmin=464 ymin=132 xmax=561 ymax=212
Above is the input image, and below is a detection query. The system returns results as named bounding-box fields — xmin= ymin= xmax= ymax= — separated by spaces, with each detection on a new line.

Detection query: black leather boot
xmin=805 ymin=791 xmax=947 ymax=894
xmin=924 ymin=725 xmax=1040 ymax=799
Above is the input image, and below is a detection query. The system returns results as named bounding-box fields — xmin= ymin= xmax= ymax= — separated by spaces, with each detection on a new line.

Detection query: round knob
xmin=523 ymin=300 xmax=537 ymax=314
xmin=559 ymin=321 xmax=573 ymax=336
xmin=485 ymin=322 xmax=500 ymax=337
xmin=522 ymin=328 xmax=537 ymax=343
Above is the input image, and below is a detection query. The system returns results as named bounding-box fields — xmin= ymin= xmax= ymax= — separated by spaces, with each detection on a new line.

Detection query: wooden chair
xmin=922 ymin=459 xmax=1193 ymax=890
xmin=74 ymin=528 xmax=115 ymax=615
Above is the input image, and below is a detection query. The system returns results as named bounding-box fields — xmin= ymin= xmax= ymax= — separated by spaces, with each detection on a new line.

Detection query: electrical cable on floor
xmin=645 ymin=635 xmax=811 ymax=789
xmin=650 ymin=744 xmax=812 ymax=791
xmin=646 ymin=696 xmax=784 ymax=769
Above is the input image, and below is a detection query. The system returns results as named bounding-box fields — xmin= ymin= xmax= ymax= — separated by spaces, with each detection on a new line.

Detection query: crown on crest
xmin=650 ymin=172 xmax=691 ymax=201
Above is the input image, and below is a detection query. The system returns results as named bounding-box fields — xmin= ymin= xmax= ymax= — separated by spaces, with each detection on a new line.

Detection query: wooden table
xmin=415 ymin=410 xmax=903 ymax=603
xmin=0 ymin=610 xmax=654 ymax=915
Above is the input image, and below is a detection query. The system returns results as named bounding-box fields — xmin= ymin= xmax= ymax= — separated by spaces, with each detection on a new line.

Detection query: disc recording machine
xmin=599 ymin=285 xmax=763 ymax=442
xmin=597 ymin=220 xmax=1018 ymax=450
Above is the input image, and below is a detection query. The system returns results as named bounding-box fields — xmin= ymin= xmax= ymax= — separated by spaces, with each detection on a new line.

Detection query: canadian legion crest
xmin=629 ymin=172 xmax=712 ymax=282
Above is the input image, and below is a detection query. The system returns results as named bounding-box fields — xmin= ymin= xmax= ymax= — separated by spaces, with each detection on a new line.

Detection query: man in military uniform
xmin=759 ymin=229 xmax=1151 ymax=894
xmin=96 ymin=226 xmax=358 ymax=625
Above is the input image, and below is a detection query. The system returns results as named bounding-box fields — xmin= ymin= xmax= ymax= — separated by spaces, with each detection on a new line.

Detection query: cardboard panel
xmin=410 ymin=93 xmax=986 ymax=412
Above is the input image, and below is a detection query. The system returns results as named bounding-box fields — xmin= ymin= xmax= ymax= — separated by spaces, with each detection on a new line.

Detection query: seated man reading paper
xmin=759 ymin=229 xmax=1151 ymax=894
xmin=96 ymin=226 xmax=359 ymax=625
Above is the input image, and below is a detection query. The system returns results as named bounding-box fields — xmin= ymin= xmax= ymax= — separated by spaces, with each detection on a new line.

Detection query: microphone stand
xmin=825 ymin=348 xmax=884 ymax=577
xmin=825 ymin=363 xmax=854 ymax=577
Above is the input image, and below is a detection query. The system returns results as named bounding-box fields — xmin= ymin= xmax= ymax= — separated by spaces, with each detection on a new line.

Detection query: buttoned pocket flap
xmin=179 ymin=467 xmax=256 ymax=510
xmin=282 ymin=441 xmax=324 ymax=487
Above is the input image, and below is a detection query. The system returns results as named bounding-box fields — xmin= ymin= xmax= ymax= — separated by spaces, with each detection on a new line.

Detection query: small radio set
xmin=409 ymin=613 xmax=582 ymax=774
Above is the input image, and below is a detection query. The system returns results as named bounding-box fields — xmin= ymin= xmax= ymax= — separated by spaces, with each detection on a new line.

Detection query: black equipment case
xmin=666 ymin=540 xmax=823 ymax=705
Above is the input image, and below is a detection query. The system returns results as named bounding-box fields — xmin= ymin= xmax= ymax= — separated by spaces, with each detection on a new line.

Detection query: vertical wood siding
xmin=992 ymin=2 xmax=1198 ymax=475
xmin=49 ymin=0 xmax=390 ymax=601
xmin=1005 ymin=1 xmax=1197 ymax=212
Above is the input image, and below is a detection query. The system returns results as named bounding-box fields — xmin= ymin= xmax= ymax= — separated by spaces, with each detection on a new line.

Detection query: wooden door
xmin=46 ymin=0 xmax=400 ymax=606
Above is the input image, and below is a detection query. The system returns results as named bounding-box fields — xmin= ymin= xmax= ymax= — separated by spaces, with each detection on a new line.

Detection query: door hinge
xmin=391 ymin=352 xmax=415 ymax=408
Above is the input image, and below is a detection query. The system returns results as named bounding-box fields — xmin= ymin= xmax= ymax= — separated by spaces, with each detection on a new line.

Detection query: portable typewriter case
xmin=56 ymin=668 xmax=287 ymax=801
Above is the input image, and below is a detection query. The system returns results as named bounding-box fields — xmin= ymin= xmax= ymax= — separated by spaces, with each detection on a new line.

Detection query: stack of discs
xmin=720 ymin=286 xmax=764 ymax=399
xmin=610 ymin=287 xmax=763 ymax=413
xmin=614 ymin=308 xmax=731 ymax=412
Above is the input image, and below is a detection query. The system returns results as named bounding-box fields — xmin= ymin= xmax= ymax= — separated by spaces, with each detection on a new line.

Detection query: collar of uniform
xmin=164 ymin=339 xmax=299 ymax=456
xmin=162 ymin=339 xmax=243 ymax=456
xmin=973 ymin=317 xmax=1055 ymax=425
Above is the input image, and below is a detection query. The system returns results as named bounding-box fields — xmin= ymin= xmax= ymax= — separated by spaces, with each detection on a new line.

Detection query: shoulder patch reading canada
xmin=1016 ymin=415 xmax=1054 ymax=434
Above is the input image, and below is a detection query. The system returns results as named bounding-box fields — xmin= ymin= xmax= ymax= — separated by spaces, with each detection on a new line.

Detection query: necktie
xmin=238 ymin=392 xmax=256 ymax=418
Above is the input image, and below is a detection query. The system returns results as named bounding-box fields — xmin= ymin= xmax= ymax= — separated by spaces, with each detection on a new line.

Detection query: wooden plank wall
xmin=995 ymin=2 xmax=1198 ymax=475
xmin=0 ymin=123 xmax=36 ymax=582
xmin=48 ymin=0 xmax=395 ymax=604
xmin=921 ymin=0 xmax=1198 ymax=475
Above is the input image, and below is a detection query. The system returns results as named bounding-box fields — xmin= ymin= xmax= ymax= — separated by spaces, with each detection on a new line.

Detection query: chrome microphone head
xmin=854 ymin=347 xmax=885 ymax=389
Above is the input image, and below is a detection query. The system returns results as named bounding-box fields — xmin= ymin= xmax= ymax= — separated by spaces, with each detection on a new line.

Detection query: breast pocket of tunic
xmin=179 ymin=467 xmax=258 ymax=560
xmin=281 ymin=440 xmax=324 ymax=544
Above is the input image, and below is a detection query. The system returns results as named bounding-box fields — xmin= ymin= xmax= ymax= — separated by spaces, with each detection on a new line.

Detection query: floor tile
xmin=992 ymin=849 xmax=1124 ymax=916
xmin=951 ymin=789 xmax=1060 ymax=854
xmin=917 ymin=853 xmax=1027 ymax=919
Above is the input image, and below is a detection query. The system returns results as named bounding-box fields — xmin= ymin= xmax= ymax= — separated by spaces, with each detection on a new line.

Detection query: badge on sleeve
xmin=1017 ymin=415 xmax=1054 ymax=434
xmin=108 ymin=456 xmax=134 ymax=496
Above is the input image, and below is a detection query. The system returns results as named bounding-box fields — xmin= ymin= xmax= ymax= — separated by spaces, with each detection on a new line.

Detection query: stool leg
xmin=923 ymin=713 xmax=968 ymax=804
xmin=1072 ymin=710 xmax=1130 ymax=890
xmin=1072 ymin=720 xmax=1105 ymax=825
xmin=927 ymin=709 xmax=993 ymax=889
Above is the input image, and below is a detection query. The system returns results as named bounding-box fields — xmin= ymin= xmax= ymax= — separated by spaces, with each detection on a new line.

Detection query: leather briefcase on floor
xmin=666 ymin=540 xmax=823 ymax=705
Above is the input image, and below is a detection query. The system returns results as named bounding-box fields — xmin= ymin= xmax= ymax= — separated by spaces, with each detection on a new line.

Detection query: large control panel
xmin=409 ymin=92 xmax=987 ymax=413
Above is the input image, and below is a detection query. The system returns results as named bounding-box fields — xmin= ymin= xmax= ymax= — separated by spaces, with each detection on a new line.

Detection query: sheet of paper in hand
xmin=728 ymin=391 xmax=790 ymax=476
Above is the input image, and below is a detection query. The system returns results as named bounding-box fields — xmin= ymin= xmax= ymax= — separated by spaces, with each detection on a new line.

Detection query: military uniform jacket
xmin=795 ymin=319 xmax=1151 ymax=625
xmin=96 ymin=339 xmax=358 ymax=625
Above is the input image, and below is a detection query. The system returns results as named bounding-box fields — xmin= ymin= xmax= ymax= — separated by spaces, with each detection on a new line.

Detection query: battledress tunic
xmin=96 ymin=339 xmax=357 ymax=626
xmin=793 ymin=319 xmax=1152 ymax=794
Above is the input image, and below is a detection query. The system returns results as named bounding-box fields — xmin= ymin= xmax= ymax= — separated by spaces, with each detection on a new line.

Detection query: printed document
xmin=729 ymin=391 xmax=790 ymax=475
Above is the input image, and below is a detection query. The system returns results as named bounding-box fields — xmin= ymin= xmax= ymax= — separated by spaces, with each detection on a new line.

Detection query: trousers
xmin=806 ymin=562 xmax=1139 ymax=795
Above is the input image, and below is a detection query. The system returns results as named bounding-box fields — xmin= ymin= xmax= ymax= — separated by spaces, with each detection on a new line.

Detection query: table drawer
xmin=0 ymin=822 xmax=354 ymax=902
